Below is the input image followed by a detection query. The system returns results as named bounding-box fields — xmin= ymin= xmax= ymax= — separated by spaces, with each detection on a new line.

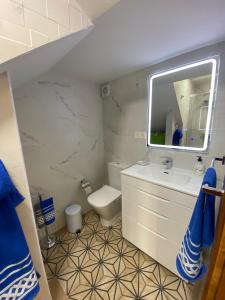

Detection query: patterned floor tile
xmin=42 ymin=211 xmax=193 ymax=300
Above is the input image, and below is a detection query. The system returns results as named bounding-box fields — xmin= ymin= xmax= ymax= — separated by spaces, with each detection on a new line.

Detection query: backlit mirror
xmin=147 ymin=59 xmax=217 ymax=151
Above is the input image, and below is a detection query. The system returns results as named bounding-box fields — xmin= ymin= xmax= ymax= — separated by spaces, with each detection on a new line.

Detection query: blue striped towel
xmin=34 ymin=203 xmax=45 ymax=228
xmin=40 ymin=197 xmax=55 ymax=225
xmin=176 ymin=167 xmax=217 ymax=282
xmin=0 ymin=160 xmax=40 ymax=299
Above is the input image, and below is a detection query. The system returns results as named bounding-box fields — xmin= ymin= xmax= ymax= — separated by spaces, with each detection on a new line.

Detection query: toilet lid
xmin=88 ymin=185 xmax=121 ymax=208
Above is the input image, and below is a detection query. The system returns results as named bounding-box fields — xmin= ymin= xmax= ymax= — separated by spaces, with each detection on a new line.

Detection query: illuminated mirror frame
xmin=147 ymin=58 xmax=217 ymax=152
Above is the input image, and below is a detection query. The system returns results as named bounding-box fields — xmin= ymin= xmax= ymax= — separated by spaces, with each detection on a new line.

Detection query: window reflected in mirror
xmin=147 ymin=59 xmax=217 ymax=151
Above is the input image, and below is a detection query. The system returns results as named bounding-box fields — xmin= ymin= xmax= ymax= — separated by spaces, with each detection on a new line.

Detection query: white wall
xmin=0 ymin=72 xmax=51 ymax=300
xmin=103 ymin=41 xmax=225 ymax=181
xmin=14 ymin=70 xmax=105 ymax=231
xmin=0 ymin=0 xmax=91 ymax=63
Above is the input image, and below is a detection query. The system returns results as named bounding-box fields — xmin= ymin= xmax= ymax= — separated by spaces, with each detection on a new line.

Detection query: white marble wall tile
xmin=47 ymin=19 xmax=59 ymax=41
xmin=58 ymin=24 xmax=70 ymax=37
xmin=0 ymin=37 xmax=30 ymax=63
xmin=69 ymin=6 xmax=82 ymax=31
xmin=0 ymin=19 xmax=30 ymax=45
xmin=47 ymin=0 xmax=69 ymax=27
xmin=0 ymin=0 xmax=24 ymax=26
xmin=24 ymin=8 xmax=49 ymax=35
xmin=14 ymin=71 xmax=104 ymax=231
xmin=23 ymin=0 xmax=47 ymax=16
xmin=30 ymin=30 xmax=48 ymax=47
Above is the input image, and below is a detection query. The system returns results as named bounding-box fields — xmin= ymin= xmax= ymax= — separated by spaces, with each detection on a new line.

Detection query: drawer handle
xmin=138 ymin=189 xmax=170 ymax=202
xmin=138 ymin=205 xmax=168 ymax=220
xmin=137 ymin=222 xmax=167 ymax=240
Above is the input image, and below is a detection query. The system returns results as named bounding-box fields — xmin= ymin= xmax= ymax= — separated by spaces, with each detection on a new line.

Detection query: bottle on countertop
xmin=194 ymin=156 xmax=205 ymax=176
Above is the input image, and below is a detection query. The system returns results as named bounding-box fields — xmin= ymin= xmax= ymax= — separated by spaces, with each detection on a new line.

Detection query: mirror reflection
xmin=148 ymin=59 xmax=216 ymax=151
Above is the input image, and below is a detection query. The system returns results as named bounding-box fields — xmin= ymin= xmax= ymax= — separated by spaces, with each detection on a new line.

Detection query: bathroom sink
xmin=121 ymin=163 xmax=203 ymax=196
xmin=136 ymin=164 xmax=191 ymax=185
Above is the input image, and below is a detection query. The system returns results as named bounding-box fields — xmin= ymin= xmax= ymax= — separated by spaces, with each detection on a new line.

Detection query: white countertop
xmin=121 ymin=163 xmax=204 ymax=197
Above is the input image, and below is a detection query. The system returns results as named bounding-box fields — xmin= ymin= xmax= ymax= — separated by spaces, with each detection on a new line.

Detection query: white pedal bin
xmin=65 ymin=204 xmax=82 ymax=233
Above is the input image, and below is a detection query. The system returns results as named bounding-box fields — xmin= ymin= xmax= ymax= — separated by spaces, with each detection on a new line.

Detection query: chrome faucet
xmin=161 ymin=156 xmax=173 ymax=169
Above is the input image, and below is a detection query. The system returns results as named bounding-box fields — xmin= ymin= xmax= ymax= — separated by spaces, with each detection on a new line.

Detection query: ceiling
xmin=76 ymin=0 xmax=120 ymax=20
xmin=2 ymin=0 xmax=225 ymax=88
xmin=54 ymin=0 xmax=225 ymax=83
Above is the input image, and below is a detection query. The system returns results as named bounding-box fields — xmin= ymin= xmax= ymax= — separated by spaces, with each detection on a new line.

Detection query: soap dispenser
xmin=194 ymin=156 xmax=205 ymax=175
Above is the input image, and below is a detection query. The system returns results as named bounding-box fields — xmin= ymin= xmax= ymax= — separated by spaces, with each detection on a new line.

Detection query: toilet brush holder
xmin=40 ymin=225 xmax=56 ymax=250
xmin=34 ymin=203 xmax=56 ymax=250
xmin=38 ymin=194 xmax=57 ymax=249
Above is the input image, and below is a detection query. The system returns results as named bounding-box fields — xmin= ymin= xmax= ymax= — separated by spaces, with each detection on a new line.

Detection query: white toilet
xmin=87 ymin=162 xmax=126 ymax=227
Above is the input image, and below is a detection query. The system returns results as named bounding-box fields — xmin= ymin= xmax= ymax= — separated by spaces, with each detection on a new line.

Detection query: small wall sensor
xmin=101 ymin=84 xmax=110 ymax=98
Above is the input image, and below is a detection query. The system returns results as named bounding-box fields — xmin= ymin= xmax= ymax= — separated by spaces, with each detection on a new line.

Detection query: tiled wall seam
xmin=0 ymin=0 xmax=92 ymax=63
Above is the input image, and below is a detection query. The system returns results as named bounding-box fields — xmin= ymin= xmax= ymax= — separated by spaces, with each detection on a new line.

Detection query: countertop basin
xmin=121 ymin=163 xmax=204 ymax=196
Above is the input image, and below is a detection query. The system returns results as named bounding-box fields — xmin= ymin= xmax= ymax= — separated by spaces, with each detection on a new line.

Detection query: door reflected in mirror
xmin=147 ymin=59 xmax=217 ymax=151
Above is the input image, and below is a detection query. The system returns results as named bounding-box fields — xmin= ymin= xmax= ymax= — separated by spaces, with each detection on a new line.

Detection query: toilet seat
xmin=87 ymin=185 xmax=121 ymax=208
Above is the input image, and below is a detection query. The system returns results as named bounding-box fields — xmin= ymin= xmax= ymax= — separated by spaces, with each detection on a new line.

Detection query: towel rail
xmin=210 ymin=156 xmax=225 ymax=168
xmin=202 ymin=185 xmax=224 ymax=197
xmin=203 ymin=156 xmax=225 ymax=196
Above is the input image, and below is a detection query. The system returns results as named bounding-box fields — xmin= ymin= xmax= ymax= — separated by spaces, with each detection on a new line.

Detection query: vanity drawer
xmin=122 ymin=174 xmax=197 ymax=209
xmin=122 ymin=214 xmax=180 ymax=276
xmin=122 ymin=184 xmax=192 ymax=245
xmin=136 ymin=222 xmax=180 ymax=276
xmin=137 ymin=204 xmax=189 ymax=245
xmin=136 ymin=189 xmax=192 ymax=225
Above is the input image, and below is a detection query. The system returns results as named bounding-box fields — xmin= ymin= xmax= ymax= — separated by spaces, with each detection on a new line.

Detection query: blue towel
xmin=172 ymin=128 xmax=183 ymax=146
xmin=0 ymin=160 xmax=40 ymax=299
xmin=34 ymin=203 xmax=45 ymax=228
xmin=40 ymin=197 xmax=55 ymax=225
xmin=176 ymin=168 xmax=217 ymax=282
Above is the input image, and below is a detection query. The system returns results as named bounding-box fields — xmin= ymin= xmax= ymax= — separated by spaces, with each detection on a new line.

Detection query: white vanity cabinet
xmin=121 ymin=173 xmax=197 ymax=276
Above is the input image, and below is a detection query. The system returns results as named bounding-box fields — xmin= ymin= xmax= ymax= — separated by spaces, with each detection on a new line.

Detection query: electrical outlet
xmin=140 ymin=131 xmax=147 ymax=139
xmin=134 ymin=131 xmax=147 ymax=139
xmin=134 ymin=131 xmax=141 ymax=138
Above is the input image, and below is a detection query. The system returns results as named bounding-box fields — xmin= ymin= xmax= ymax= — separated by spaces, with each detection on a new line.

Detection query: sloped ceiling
xmin=0 ymin=27 xmax=92 ymax=89
xmin=77 ymin=0 xmax=120 ymax=20
xmin=2 ymin=0 xmax=225 ymax=88
xmin=54 ymin=0 xmax=225 ymax=83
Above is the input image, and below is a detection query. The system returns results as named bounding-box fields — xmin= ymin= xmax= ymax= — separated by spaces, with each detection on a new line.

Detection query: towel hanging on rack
xmin=0 ymin=160 xmax=40 ymax=299
xmin=40 ymin=197 xmax=55 ymax=225
xmin=176 ymin=167 xmax=217 ymax=282
xmin=34 ymin=203 xmax=45 ymax=228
